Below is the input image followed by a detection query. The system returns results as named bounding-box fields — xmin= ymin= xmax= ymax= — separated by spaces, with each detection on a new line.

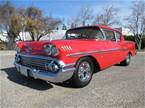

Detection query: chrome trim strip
xmin=64 ymin=63 xmax=76 ymax=67
xmin=66 ymin=48 xmax=128 ymax=57
xmin=62 ymin=67 xmax=76 ymax=72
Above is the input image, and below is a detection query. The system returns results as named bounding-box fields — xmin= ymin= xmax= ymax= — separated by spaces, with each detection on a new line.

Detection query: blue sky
xmin=0 ymin=0 xmax=136 ymax=26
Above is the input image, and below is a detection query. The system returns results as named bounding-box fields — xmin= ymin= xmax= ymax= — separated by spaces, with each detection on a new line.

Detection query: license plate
xmin=20 ymin=66 xmax=28 ymax=77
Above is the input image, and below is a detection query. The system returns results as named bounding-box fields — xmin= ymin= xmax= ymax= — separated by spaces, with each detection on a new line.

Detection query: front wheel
xmin=120 ymin=54 xmax=131 ymax=66
xmin=69 ymin=57 xmax=94 ymax=88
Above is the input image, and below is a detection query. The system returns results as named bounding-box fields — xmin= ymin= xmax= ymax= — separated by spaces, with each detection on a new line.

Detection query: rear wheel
xmin=70 ymin=57 xmax=94 ymax=88
xmin=120 ymin=53 xmax=131 ymax=66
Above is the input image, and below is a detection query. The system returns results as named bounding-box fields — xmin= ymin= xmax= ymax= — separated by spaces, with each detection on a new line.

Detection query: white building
xmin=115 ymin=27 xmax=133 ymax=36
xmin=0 ymin=32 xmax=8 ymax=42
xmin=122 ymin=28 xmax=133 ymax=36
xmin=40 ymin=30 xmax=66 ymax=40
xmin=0 ymin=30 xmax=67 ymax=42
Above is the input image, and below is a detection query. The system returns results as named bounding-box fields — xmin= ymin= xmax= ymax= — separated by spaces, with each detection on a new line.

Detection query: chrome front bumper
xmin=14 ymin=55 xmax=75 ymax=83
xmin=15 ymin=62 xmax=75 ymax=82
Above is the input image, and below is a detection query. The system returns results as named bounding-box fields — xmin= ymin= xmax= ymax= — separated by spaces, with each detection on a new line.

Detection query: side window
xmin=103 ymin=29 xmax=115 ymax=41
xmin=94 ymin=30 xmax=104 ymax=40
xmin=115 ymin=32 xmax=121 ymax=42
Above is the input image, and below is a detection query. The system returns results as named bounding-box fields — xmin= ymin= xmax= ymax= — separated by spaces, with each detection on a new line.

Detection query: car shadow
xmin=52 ymin=81 xmax=76 ymax=88
xmin=1 ymin=67 xmax=101 ymax=89
xmin=114 ymin=64 xmax=127 ymax=67
xmin=1 ymin=67 xmax=53 ymax=91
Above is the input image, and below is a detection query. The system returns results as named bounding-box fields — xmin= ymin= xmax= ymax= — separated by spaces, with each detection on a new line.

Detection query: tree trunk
xmin=30 ymin=32 xmax=35 ymax=41
xmin=134 ymin=35 xmax=142 ymax=51
xmin=7 ymin=36 xmax=15 ymax=50
xmin=37 ymin=34 xmax=43 ymax=41
xmin=138 ymin=39 xmax=142 ymax=51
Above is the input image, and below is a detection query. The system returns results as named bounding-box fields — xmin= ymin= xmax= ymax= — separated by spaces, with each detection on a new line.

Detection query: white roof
xmin=122 ymin=28 xmax=133 ymax=36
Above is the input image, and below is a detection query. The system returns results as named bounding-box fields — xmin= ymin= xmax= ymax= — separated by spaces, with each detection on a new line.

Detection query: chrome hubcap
xmin=78 ymin=61 xmax=91 ymax=82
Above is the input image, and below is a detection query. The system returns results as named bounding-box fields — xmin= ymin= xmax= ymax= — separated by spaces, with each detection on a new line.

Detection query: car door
xmin=114 ymin=31 xmax=128 ymax=61
xmin=102 ymin=29 xmax=124 ymax=66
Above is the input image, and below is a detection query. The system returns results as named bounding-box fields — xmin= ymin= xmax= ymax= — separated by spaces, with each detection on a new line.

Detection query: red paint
xmin=16 ymin=25 xmax=136 ymax=70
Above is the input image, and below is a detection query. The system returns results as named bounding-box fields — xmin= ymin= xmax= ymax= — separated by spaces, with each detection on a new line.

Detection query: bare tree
xmin=67 ymin=6 xmax=93 ymax=28
xmin=78 ymin=6 xmax=93 ymax=26
xmin=93 ymin=6 xmax=119 ymax=26
xmin=67 ymin=16 xmax=80 ymax=29
xmin=125 ymin=0 xmax=145 ymax=50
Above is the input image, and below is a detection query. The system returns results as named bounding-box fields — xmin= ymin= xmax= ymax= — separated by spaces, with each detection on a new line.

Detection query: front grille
xmin=20 ymin=55 xmax=52 ymax=71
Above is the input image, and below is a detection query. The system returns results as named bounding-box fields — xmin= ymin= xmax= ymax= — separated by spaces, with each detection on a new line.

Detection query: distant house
xmin=18 ymin=30 xmax=66 ymax=41
xmin=0 ymin=32 xmax=8 ymax=42
xmin=40 ymin=30 xmax=66 ymax=40
xmin=0 ymin=30 xmax=67 ymax=42
xmin=122 ymin=28 xmax=133 ymax=36
xmin=115 ymin=27 xmax=133 ymax=36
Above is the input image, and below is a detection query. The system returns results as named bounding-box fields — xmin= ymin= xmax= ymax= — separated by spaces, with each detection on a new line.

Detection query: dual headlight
xmin=44 ymin=44 xmax=59 ymax=56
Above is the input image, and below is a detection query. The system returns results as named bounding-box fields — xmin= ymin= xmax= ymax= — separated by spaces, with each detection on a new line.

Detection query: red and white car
xmin=14 ymin=25 xmax=136 ymax=87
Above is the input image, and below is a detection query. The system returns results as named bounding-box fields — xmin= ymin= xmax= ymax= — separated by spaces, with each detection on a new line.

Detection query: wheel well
xmin=77 ymin=56 xmax=101 ymax=73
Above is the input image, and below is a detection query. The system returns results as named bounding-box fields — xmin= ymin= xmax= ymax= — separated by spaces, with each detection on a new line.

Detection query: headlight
xmin=51 ymin=46 xmax=59 ymax=56
xmin=44 ymin=44 xmax=52 ymax=55
xmin=44 ymin=44 xmax=59 ymax=56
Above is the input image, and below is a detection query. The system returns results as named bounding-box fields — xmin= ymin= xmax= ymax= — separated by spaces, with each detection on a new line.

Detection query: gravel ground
xmin=0 ymin=52 xmax=144 ymax=108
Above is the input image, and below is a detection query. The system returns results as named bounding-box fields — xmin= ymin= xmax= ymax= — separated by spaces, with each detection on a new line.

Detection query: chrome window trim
xmin=101 ymin=29 xmax=116 ymax=41
xmin=114 ymin=31 xmax=121 ymax=42
xmin=100 ymin=28 xmax=106 ymax=40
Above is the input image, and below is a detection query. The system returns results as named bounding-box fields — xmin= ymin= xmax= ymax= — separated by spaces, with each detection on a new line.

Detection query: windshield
xmin=65 ymin=27 xmax=104 ymax=40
